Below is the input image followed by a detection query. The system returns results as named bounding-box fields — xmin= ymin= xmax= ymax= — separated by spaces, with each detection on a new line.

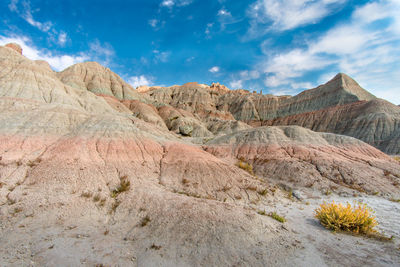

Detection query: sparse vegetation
xmin=390 ymin=198 xmax=400 ymax=203
xmin=384 ymin=170 xmax=391 ymax=177
xmin=13 ymin=207 xmax=23 ymax=214
xmin=93 ymin=194 xmax=101 ymax=202
xmin=236 ymin=160 xmax=254 ymax=176
xmin=245 ymin=184 xmax=257 ymax=191
xmin=269 ymin=212 xmax=286 ymax=223
xmin=257 ymin=210 xmax=267 ymax=216
xmin=257 ymin=188 xmax=268 ymax=196
xmin=287 ymin=189 xmax=293 ymax=200
xmin=176 ymin=190 xmax=201 ymax=198
xmin=27 ymin=158 xmax=41 ymax=167
xmin=111 ymin=175 xmax=131 ymax=198
xmin=315 ymin=201 xmax=378 ymax=235
xmin=99 ymin=198 xmax=106 ymax=207
xmin=109 ymin=200 xmax=121 ymax=214
xmin=140 ymin=215 xmax=151 ymax=227
xmin=81 ymin=191 xmax=93 ymax=198
xmin=150 ymin=244 xmax=162 ymax=250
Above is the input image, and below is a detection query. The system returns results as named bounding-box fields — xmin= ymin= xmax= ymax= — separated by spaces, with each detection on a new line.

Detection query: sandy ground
xmin=2 ymin=193 xmax=399 ymax=267
xmin=273 ymin=194 xmax=400 ymax=267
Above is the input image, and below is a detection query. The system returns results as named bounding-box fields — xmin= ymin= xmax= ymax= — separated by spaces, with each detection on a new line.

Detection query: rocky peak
xmin=57 ymin=61 xmax=150 ymax=102
xmin=5 ymin=43 xmax=22 ymax=55
xmin=324 ymin=73 xmax=376 ymax=101
xmin=210 ymin=82 xmax=230 ymax=92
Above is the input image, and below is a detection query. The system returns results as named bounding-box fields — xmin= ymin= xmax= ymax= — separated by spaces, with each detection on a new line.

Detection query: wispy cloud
xmin=153 ymin=50 xmax=171 ymax=63
xmin=8 ymin=0 xmax=70 ymax=47
xmin=0 ymin=35 xmax=88 ymax=71
xmin=9 ymin=0 xmax=53 ymax=32
xmin=230 ymin=70 xmax=260 ymax=89
xmin=160 ymin=0 xmax=193 ymax=9
xmin=57 ymin=32 xmax=67 ymax=46
xmin=127 ymin=75 xmax=153 ymax=88
xmin=246 ymin=0 xmax=347 ymax=36
xmin=149 ymin=19 xmax=159 ymax=28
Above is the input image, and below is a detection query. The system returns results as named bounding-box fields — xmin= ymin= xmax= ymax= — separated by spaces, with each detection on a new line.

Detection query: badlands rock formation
xmin=0 ymin=43 xmax=400 ymax=266
xmin=139 ymin=73 xmax=400 ymax=154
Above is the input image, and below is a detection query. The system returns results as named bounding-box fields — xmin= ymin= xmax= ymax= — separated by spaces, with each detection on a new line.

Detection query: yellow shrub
xmin=315 ymin=201 xmax=378 ymax=234
xmin=236 ymin=160 xmax=254 ymax=176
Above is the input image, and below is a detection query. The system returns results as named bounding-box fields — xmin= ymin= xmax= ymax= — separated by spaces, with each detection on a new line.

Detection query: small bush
xmin=111 ymin=175 xmax=131 ymax=198
xmin=140 ymin=215 xmax=151 ymax=227
xmin=81 ymin=191 xmax=93 ymax=198
xmin=315 ymin=201 xmax=378 ymax=234
xmin=257 ymin=188 xmax=268 ymax=196
xmin=257 ymin=210 xmax=267 ymax=216
xmin=93 ymin=194 xmax=101 ymax=202
xmin=236 ymin=160 xmax=254 ymax=176
xmin=269 ymin=212 xmax=286 ymax=223
xmin=384 ymin=170 xmax=391 ymax=177
xmin=150 ymin=244 xmax=161 ymax=250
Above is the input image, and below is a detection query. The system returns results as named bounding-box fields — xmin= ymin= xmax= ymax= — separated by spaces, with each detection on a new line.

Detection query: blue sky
xmin=1 ymin=0 xmax=399 ymax=104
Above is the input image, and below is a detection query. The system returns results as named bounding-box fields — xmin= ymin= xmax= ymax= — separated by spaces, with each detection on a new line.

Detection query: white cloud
xmin=247 ymin=0 xmax=347 ymax=33
xmin=0 ymin=35 xmax=88 ymax=71
xmin=218 ymin=9 xmax=231 ymax=17
xmin=88 ymin=40 xmax=115 ymax=66
xmin=161 ymin=0 xmax=174 ymax=7
xmin=128 ymin=75 xmax=153 ymax=88
xmin=209 ymin=66 xmax=220 ymax=73
xmin=229 ymin=80 xmax=243 ymax=89
xmin=228 ymin=70 xmax=260 ymax=90
xmin=240 ymin=70 xmax=260 ymax=80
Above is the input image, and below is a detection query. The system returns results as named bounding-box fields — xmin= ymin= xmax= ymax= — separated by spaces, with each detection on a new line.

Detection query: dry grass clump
xmin=111 ymin=175 xmax=131 ymax=198
xmin=236 ymin=160 xmax=254 ymax=176
xmin=315 ymin=201 xmax=378 ymax=235
xmin=269 ymin=212 xmax=286 ymax=223
xmin=140 ymin=215 xmax=151 ymax=227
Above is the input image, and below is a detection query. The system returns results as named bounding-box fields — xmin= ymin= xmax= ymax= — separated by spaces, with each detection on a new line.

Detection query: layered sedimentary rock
xmin=264 ymin=99 xmax=400 ymax=154
xmin=205 ymin=126 xmax=400 ymax=195
xmin=57 ymin=61 xmax=149 ymax=102
xmin=0 ymin=44 xmax=293 ymax=265
xmin=5 ymin=43 xmax=22 ymax=54
xmin=1 ymin=43 xmax=400 ymax=265
xmin=139 ymin=73 xmax=399 ymax=154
